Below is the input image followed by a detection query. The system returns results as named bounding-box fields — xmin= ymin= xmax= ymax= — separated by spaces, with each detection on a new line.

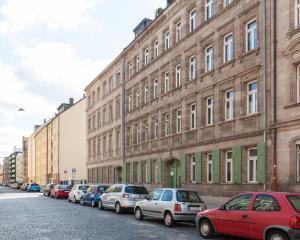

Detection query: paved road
xmin=0 ymin=187 xmax=237 ymax=240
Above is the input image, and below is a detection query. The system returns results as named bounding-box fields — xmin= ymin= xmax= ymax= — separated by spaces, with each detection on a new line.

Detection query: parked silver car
xmin=134 ymin=188 xmax=207 ymax=227
xmin=99 ymin=184 xmax=148 ymax=213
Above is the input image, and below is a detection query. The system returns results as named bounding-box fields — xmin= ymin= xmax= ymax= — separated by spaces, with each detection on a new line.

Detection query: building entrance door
xmin=167 ymin=160 xmax=181 ymax=188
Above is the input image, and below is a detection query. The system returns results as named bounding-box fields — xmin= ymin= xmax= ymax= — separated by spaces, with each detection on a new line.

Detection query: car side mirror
xmin=144 ymin=195 xmax=150 ymax=200
xmin=219 ymin=204 xmax=225 ymax=210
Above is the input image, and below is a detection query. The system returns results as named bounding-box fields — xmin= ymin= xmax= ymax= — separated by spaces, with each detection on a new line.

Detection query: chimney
xmin=69 ymin=98 xmax=74 ymax=105
xmin=34 ymin=125 xmax=41 ymax=131
xmin=43 ymin=118 xmax=46 ymax=123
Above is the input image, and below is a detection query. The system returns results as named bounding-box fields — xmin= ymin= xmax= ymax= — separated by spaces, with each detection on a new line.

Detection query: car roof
xmin=236 ymin=191 xmax=300 ymax=196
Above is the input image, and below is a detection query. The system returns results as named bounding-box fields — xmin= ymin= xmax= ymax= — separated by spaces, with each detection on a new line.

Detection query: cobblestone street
xmin=0 ymin=187 xmax=238 ymax=240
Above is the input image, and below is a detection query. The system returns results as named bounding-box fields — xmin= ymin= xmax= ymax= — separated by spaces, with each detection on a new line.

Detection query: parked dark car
xmin=21 ymin=183 xmax=29 ymax=191
xmin=43 ymin=183 xmax=55 ymax=196
xmin=27 ymin=183 xmax=41 ymax=192
xmin=81 ymin=185 xmax=109 ymax=207
xmin=50 ymin=185 xmax=72 ymax=199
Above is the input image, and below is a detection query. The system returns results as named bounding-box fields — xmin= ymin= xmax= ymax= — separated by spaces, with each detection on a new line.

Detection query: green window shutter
xmin=138 ymin=160 xmax=142 ymax=183
xmin=233 ymin=146 xmax=242 ymax=184
xmin=212 ymin=150 xmax=220 ymax=184
xmin=257 ymin=143 xmax=266 ymax=184
xmin=122 ymin=163 xmax=127 ymax=183
xmin=180 ymin=154 xmax=187 ymax=184
xmin=146 ymin=160 xmax=152 ymax=183
xmin=156 ymin=159 xmax=162 ymax=184
xmin=195 ymin=152 xmax=202 ymax=183
xmin=130 ymin=161 xmax=134 ymax=183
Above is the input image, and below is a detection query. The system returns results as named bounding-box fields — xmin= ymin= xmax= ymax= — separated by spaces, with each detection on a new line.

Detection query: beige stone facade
xmin=85 ymin=0 xmax=300 ymax=196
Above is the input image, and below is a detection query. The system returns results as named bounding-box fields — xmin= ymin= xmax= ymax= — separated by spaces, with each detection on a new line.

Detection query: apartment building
xmin=85 ymin=0 xmax=300 ymax=196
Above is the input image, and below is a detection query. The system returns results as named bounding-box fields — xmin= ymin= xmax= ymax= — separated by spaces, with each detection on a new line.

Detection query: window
xmin=165 ymin=31 xmax=170 ymax=50
xmin=191 ymin=103 xmax=196 ymax=130
xmin=224 ymin=33 xmax=233 ymax=63
xmin=225 ymin=90 xmax=234 ymax=120
xmin=136 ymin=124 xmax=140 ymax=144
xmin=297 ymin=65 xmax=300 ymax=103
xmin=150 ymin=189 xmax=163 ymax=201
xmin=176 ymin=21 xmax=182 ymax=42
xmin=191 ymin=155 xmax=196 ymax=182
xmin=247 ymin=81 xmax=258 ymax=115
xmin=246 ymin=20 xmax=257 ymax=52
xmin=145 ymin=122 xmax=149 ymax=141
xmin=136 ymin=56 xmax=140 ymax=72
xmin=190 ymin=56 xmax=196 ymax=80
xmin=248 ymin=148 xmax=258 ymax=183
xmin=207 ymin=97 xmax=213 ymax=125
xmin=161 ymin=190 xmax=173 ymax=201
xmin=154 ymin=118 xmax=159 ymax=139
xmin=296 ymin=0 xmax=300 ymax=28
xmin=205 ymin=46 xmax=213 ymax=72
xmin=144 ymin=48 xmax=149 ymax=66
xmin=224 ymin=194 xmax=253 ymax=211
xmin=206 ymin=0 xmax=213 ymax=20
xmin=176 ymin=109 xmax=182 ymax=134
xmin=253 ymin=195 xmax=281 ymax=211
xmin=165 ymin=113 xmax=170 ymax=137
xmin=136 ymin=90 xmax=140 ymax=108
xmin=154 ymin=40 xmax=159 ymax=58
xmin=97 ymin=112 xmax=101 ymax=128
xmin=224 ymin=0 xmax=233 ymax=7
xmin=144 ymin=85 xmax=149 ymax=103
xmin=164 ymin=72 xmax=170 ymax=93
xmin=128 ymin=62 xmax=132 ymax=78
xmin=190 ymin=9 xmax=196 ymax=32
xmin=225 ymin=151 xmax=233 ymax=183
xmin=176 ymin=64 xmax=181 ymax=87
xmin=297 ymin=144 xmax=300 ymax=181
xmin=153 ymin=79 xmax=158 ymax=99
xmin=207 ymin=153 xmax=213 ymax=183
xmin=128 ymin=95 xmax=132 ymax=112
xmin=97 ymin=87 xmax=101 ymax=101
xmin=88 ymin=118 xmax=91 ymax=132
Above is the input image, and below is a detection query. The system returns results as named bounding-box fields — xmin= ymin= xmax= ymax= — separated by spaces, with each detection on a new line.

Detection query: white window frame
xmin=224 ymin=33 xmax=233 ymax=63
xmin=296 ymin=0 xmax=300 ymax=28
xmin=248 ymin=148 xmax=258 ymax=183
xmin=145 ymin=122 xmax=149 ymax=142
xmin=136 ymin=90 xmax=140 ymax=108
xmin=191 ymin=103 xmax=196 ymax=130
xmin=154 ymin=40 xmax=159 ymax=58
xmin=128 ymin=95 xmax=132 ymax=112
xmin=205 ymin=46 xmax=213 ymax=72
xmin=225 ymin=151 xmax=233 ymax=183
xmin=164 ymin=72 xmax=170 ymax=94
xmin=144 ymin=85 xmax=149 ymax=103
xmin=246 ymin=19 xmax=257 ymax=52
xmin=144 ymin=48 xmax=149 ymax=66
xmin=247 ymin=81 xmax=258 ymax=115
xmin=225 ymin=89 xmax=234 ymax=121
xmin=176 ymin=64 xmax=181 ymax=87
xmin=190 ymin=9 xmax=196 ymax=32
xmin=154 ymin=79 xmax=158 ymax=99
xmin=207 ymin=153 xmax=213 ymax=183
xmin=128 ymin=62 xmax=132 ymax=78
xmin=205 ymin=0 xmax=213 ymax=20
xmin=224 ymin=0 xmax=233 ymax=7
xmin=165 ymin=31 xmax=170 ymax=50
xmin=191 ymin=155 xmax=196 ymax=183
xmin=176 ymin=109 xmax=182 ymax=134
xmin=136 ymin=56 xmax=140 ymax=72
xmin=297 ymin=144 xmax=300 ymax=181
xmin=154 ymin=118 xmax=159 ymax=139
xmin=176 ymin=21 xmax=182 ymax=42
xmin=136 ymin=124 xmax=140 ymax=144
xmin=190 ymin=55 xmax=196 ymax=80
xmin=165 ymin=113 xmax=170 ymax=137
xmin=297 ymin=65 xmax=300 ymax=103
xmin=207 ymin=97 xmax=214 ymax=125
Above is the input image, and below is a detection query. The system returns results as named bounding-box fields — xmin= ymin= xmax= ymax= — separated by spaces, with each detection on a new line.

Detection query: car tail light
xmin=289 ymin=216 xmax=300 ymax=229
xmin=174 ymin=203 xmax=181 ymax=212
xmin=123 ymin=194 xmax=132 ymax=200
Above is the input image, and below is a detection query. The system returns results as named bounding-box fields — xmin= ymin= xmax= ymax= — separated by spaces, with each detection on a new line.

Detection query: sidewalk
xmin=202 ymin=195 xmax=231 ymax=209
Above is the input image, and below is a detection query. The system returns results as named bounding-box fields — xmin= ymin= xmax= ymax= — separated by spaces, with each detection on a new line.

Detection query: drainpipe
xmin=121 ymin=53 xmax=126 ymax=177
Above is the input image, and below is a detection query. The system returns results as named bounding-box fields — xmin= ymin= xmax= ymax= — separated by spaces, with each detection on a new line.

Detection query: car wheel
xmin=91 ymin=199 xmax=95 ymax=208
xmin=164 ymin=212 xmax=175 ymax=227
xmin=98 ymin=200 xmax=104 ymax=210
xmin=80 ymin=197 xmax=85 ymax=206
xmin=68 ymin=197 xmax=71 ymax=203
xmin=115 ymin=202 xmax=122 ymax=214
xmin=47 ymin=192 xmax=50 ymax=197
xmin=267 ymin=230 xmax=289 ymax=240
xmin=135 ymin=207 xmax=143 ymax=220
xmin=73 ymin=196 xmax=77 ymax=203
xmin=199 ymin=219 xmax=215 ymax=239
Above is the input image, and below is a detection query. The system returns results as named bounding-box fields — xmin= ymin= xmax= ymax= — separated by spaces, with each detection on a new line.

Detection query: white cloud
xmin=16 ymin=42 xmax=110 ymax=94
xmin=0 ymin=0 xmax=97 ymax=34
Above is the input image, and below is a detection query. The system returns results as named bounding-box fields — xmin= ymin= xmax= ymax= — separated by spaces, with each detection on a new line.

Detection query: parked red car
xmin=196 ymin=192 xmax=300 ymax=240
xmin=50 ymin=185 xmax=72 ymax=199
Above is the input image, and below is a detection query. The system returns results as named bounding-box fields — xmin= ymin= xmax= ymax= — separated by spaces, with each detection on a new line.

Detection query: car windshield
xmin=176 ymin=190 xmax=203 ymax=203
xmin=98 ymin=186 xmax=108 ymax=193
xmin=60 ymin=185 xmax=71 ymax=190
xmin=287 ymin=195 xmax=300 ymax=212
xmin=79 ymin=185 xmax=88 ymax=190
xmin=125 ymin=186 xmax=148 ymax=194
xmin=31 ymin=184 xmax=39 ymax=186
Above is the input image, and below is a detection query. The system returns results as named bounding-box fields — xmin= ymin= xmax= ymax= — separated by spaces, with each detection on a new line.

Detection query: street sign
xmin=72 ymin=168 xmax=76 ymax=173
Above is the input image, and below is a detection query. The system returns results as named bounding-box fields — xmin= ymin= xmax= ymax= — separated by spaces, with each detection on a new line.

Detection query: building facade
xmin=85 ymin=0 xmax=300 ymax=196
xmin=3 ymin=157 xmax=9 ymax=184
xmin=8 ymin=150 xmax=23 ymax=184
xmin=22 ymin=137 xmax=28 ymax=183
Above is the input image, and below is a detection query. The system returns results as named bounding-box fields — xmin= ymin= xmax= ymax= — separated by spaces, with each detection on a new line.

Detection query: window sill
xmin=218 ymin=119 xmax=236 ymax=126
xmin=239 ymin=112 xmax=260 ymax=120
xmin=185 ymin=128 xmax=197 ymax=133
xmin=201 ymin=70 xmax=214 ymax=79
xmin=239 ymin=47 xmax=260 ymax=62
xmin=218 ymin=59 xmax=235 ymax=72
xmin=284 ymin=102 xmax=300 ymax=109
xmin=201 ymin=124 xmax=215 ymax=130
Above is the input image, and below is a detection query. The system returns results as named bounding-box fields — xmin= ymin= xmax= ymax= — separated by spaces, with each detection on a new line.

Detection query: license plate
xmin=189 ymin=206 xmax=200 ymax=211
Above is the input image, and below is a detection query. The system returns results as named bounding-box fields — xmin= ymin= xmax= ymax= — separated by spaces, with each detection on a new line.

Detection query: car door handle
xmin=242 ymin=214 xmax=248 ymax=219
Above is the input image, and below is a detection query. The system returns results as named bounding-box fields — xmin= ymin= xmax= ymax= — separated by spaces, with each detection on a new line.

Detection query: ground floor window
xmin=248 ymin=148 xmax=258 ymax=183
xmin=207 ymin=153 xmax=213 ymax=183
xmin=191 ymin=155 xmax=196 ymax=183
xmin=225 ymin=151 xmax=233 ymax=183
xmin=297 ymin=144 xmax=300 ymax=181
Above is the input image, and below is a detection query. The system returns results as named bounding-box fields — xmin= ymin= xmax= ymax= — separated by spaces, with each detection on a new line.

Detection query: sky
xmin=0 ymin=0 xmax=166 ymax=163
